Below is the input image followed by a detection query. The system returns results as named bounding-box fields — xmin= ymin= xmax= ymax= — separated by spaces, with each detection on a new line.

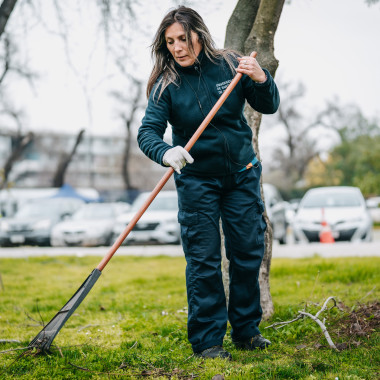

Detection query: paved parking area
xmin=0 ymin=228 xmax=378 ymax=259
xmin=0 ymin=239 xmax=379 ymax=259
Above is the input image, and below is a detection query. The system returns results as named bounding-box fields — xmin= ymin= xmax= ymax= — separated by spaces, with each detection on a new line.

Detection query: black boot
xmin=195 ymin=345 xmax=232 ymax=360
xmin=233 ymin=334 xmax=271 ymax=350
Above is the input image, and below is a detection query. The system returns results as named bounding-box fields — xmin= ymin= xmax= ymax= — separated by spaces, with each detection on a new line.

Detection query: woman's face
xmin=165 ymin=22 xmax=202 ymax=67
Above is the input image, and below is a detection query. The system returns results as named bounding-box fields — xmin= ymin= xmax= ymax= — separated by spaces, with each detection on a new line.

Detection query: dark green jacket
xmin=138 ymin=51 xmax=279 ymax=176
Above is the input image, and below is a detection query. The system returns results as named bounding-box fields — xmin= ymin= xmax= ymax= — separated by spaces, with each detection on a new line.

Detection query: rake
xmin=28 ymin=52 xmax=256 ymax=351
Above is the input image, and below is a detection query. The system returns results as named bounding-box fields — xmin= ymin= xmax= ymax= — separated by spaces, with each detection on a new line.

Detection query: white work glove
xmin=162 ymin=146 xmax=194 ymax=174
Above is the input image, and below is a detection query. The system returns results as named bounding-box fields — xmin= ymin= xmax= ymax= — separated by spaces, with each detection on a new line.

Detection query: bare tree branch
xmin=0 ymin=0 xmax=18 ymax=38
xmin=52 ymin=129 xmax=85 ymax=187
xmin=0 ymin=33 xmax=38 ymax=87
xmin=0 ymin=33 xmax=10 ymax=83
xmin=266 ymin=296 xmax=339 ymax=350
xmin=0 ymin=131 xmax=34 ymax=189
xmin=111 ymin=77 xmax=144 ymax=190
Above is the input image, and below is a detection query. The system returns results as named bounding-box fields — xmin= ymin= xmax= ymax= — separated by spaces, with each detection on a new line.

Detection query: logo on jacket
xmin=216 ymin=80 xmax=232 ymax=95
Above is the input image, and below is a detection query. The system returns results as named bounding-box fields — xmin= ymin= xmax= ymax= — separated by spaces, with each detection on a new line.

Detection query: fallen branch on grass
xmin=0 ymin=346 xmax=31 ymax=354
xmin=265 ymin=296 xmax=339 ymax=351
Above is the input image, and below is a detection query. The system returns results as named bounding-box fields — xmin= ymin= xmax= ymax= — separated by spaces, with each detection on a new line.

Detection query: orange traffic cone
xmin=319 ymin=208 xmax=335 ymax=243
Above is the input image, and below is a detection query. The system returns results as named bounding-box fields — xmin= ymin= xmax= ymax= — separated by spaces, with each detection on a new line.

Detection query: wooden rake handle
xmin=96 ymin=51 xmax=257 ymax=271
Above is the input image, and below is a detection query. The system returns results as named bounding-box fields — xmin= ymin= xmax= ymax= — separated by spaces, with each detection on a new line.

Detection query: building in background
xmin=0 ymin=131 xmax=175 ymax=203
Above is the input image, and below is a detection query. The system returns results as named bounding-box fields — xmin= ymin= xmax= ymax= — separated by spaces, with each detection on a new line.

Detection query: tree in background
xmin=305 ymin=108 xmax=380 ymax=197
xmin=223 ymin=0 xmax=285 ymax=318
xmin=266 ymin=81 xmax=333 ymax=191
xmin=52 ymin=129 xmax=85 ymax=188
xmin=0 ymin=0 xmax=39 ymax=189
xmin=101 ymin=1 xmax=148 ymax=191
xmin=332 ymin=135 xmax=380 ymax=197
xmin=0 ymin=0 xmax=17 ymax=38
xmin=110 ymin=77 xmax=144 ymax=191
xmin=0 ymin=0 xmax=143 ymax=189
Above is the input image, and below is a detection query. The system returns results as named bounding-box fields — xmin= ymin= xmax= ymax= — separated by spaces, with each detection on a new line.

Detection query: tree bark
xmin=0 ymin=0 xmax=18 ymax=39
xmin=223 ymin=0 xmax=285 ymax=319
xmin=244 ymin=0 xmax=284 ymax=76
xmin=224 ymin=0 xmax=261 ymax=52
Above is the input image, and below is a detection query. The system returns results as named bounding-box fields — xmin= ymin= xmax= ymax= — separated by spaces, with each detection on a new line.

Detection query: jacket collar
xmin=173 ymin=49 xmax=206 ymax=73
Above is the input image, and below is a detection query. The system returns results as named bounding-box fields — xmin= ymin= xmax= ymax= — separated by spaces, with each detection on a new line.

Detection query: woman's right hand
xmin=162 ymin=146 xmax=194 ymax=174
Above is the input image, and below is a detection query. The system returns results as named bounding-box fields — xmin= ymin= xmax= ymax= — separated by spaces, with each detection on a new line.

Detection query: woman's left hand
xmin=237 ymin=55 xmax=267 ymax=83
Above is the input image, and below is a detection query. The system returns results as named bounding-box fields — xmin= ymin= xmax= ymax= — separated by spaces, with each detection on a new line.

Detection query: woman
xmin=137 ymin=6 xmax=279 ymax=360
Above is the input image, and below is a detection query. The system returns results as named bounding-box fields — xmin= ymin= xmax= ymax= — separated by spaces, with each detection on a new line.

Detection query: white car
xmin=51 ymin=202 xmax=130 ymax=247
xmin=112 ymin=191 xmax=180 ymax=245
xmin=292 ymin=186 xmax=373 ymax=243
xmin=366 ymin=196 xmax=380 ymax=223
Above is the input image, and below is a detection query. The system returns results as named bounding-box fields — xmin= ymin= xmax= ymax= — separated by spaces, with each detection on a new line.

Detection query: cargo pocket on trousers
xmin=255 ymin=199 xmax=265 ymax=216
xmin=178 ymin=210 xmax=199 ymax=250
xmin=254 ymin=200 xmax=267 ymax=246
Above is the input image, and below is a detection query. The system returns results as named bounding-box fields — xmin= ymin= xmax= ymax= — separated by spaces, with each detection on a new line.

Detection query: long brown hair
xmin=147 ymin=6 xmax=238 ymax=100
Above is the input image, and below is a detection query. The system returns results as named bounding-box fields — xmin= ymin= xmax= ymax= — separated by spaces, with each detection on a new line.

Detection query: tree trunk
xmin=224 ymin=0 xmax=261 ymax=52
xmin=223 ymin=0 xmax=285 ymax=319
xmin=0 ymin=132 xmax=33 ymax=189
xmin=52 ymin=129 xmax=85 ymax=187
xmin=0 ymin=0 xmax=18 ymax=38
xmin=121 ymin=80 xmax=143 ymax=191
xmin=122 ymin=119 xmax=132 ymax=190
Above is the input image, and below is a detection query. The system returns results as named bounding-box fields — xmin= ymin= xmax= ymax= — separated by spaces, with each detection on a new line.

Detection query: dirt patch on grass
xmin=333 ymin=301 xmax=380 ymax=350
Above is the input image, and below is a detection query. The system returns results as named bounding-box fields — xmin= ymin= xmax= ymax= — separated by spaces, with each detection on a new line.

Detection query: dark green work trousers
xmin=174 ymin=162 xmax=267 ymax=353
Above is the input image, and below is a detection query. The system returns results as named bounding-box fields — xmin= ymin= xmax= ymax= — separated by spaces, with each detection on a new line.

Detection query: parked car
xmin=292 ymin=186 xmax=373 ymax=243
xmin=284 ymin=198 xmax=302 ymax=225
xmin=263 ymin=183 xmax=288 ymax=244
xmin=0 ymin=186 xmax=100 ymax=218
xmin=51 ymin=202 xmax=130 ymax=247
xmin=0 ymin=197 xmax=84 ymax=246
xmin=112 ymin=191 xmax=180 ymax=245
xmin=366 ymin=196 xmax=380 ymax=223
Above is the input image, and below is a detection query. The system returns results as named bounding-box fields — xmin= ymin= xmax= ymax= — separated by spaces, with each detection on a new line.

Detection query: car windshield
xmin=72 ymin=205 xmax=114 ymax=220
xmin=131 ymin=194 xmax=178 ymax=212
xmin=15 ymin=200 xmax=63 ymax=218
xmin=302 ymin=192 xmax=361 ymax=208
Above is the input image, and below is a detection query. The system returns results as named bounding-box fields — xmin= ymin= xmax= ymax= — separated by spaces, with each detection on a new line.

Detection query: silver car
xmin=292 ymin=186 xmax=373 ymax=243
xmin=112 ymin=191 xmax=180 ymax=245
xmin=0 ymin=197 xmax=84 ymax=246
xmin=51 ymin=202 xmax=130 ymax=247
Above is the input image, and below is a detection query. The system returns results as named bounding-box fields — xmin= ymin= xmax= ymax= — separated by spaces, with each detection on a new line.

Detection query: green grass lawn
xmin=0 ymin=255 xmax=379 ymax=379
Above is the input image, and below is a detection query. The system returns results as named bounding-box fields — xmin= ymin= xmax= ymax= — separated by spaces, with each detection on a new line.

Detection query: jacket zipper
xmin=195 ymin=66 xmax=231 ymax=174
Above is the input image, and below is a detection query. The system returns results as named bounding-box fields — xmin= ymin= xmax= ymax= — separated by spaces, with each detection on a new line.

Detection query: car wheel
xmin=278 ymin=223 xmax=288 ymax=245
xmin=278 ymin=233 xmax=287 ymax=245
xmin=104 ymin=234 xmax=113 ymax=246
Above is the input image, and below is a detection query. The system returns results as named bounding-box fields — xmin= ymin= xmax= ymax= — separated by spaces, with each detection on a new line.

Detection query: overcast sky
xmin=4 ymin=0 xmax=380 ymax=141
